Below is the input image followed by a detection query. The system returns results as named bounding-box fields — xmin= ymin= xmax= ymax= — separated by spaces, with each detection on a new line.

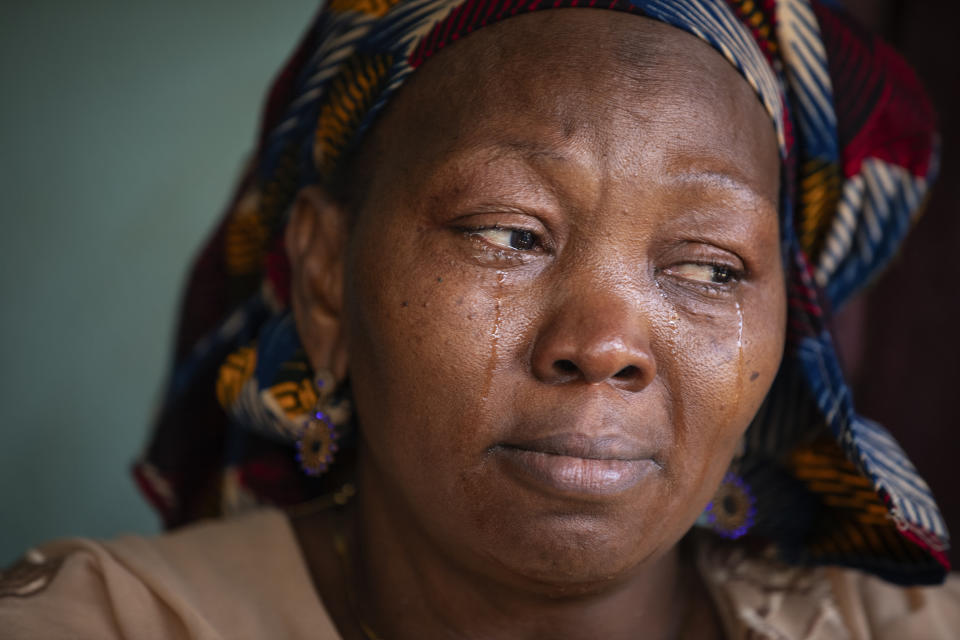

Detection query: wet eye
xmin=470 ymin=227 xmax=538 ymax=251
xmin=670 ymin=263 xmax=737 ymax=285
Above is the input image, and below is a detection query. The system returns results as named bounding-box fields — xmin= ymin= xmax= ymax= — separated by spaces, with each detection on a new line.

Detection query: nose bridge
xmin=531 ymin=266 xmax=658 ymax=391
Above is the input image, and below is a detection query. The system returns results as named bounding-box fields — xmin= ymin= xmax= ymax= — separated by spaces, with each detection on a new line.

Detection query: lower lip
xmin=493 ymin=447 xmax=657 ymax=497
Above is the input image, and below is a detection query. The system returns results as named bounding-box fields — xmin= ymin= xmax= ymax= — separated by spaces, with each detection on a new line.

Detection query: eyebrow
xmin=465 ymin=139 xmax=778 ymax=212
xmin=666 ymin=168 xmax=778 ymax=212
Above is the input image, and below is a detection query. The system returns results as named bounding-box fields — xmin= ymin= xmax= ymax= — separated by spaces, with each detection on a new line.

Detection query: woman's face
xmin=332 ymin=11 xmax=784 ymax=588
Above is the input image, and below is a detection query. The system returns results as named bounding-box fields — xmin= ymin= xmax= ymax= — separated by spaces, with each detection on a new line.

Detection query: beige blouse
xmin=2 ymin=508 xmax=958 ymax=639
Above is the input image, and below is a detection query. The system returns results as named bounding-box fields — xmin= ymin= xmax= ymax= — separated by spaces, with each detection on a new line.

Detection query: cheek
xmin=660 ymin=284 xmax=785 ymax=485
xmin=343 ymin=230 xmax=512 ymax=487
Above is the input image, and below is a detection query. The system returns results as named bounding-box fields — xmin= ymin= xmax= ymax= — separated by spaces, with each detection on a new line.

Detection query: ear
xmin=286 ymin=185 xmax=350 ymax=382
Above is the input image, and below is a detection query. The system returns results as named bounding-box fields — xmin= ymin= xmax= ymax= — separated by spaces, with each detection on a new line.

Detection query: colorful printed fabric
xmin=134 ymin=0 xmax=948 ymax=585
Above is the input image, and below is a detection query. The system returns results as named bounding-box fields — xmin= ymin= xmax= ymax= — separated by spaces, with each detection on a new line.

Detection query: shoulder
xmin=696 ymin=535 xmax=960 ymax=639
xmin=829 ymin=565 xmax=960 ymax=639
xmin=0 ymin=508 xmax=340 ymax=640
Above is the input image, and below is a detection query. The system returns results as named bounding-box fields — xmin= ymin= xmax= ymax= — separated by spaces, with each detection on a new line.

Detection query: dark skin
xmin=289 ymin=10 xmax=785 ymax=640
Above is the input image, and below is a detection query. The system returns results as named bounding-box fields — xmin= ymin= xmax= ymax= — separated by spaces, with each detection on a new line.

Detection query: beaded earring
xmin=296 ymin=369 xmax=350 ymax=476
xmin=698 ymin=471 xmax=757 ymax=539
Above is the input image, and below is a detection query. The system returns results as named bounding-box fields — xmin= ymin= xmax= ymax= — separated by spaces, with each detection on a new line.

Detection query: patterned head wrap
xmin=135 ymin=0 xmax=948 ymax=585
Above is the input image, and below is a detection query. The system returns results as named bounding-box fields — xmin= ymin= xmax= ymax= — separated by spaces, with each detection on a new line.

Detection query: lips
xmin=491 ymin=433 xmax=660 ymax=497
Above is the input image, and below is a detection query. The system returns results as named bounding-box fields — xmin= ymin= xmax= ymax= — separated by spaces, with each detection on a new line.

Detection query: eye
xmin=469 ymin=227 xmax=539 ymax=251
xmin=668 ymin=262 xmax=739 ymax=285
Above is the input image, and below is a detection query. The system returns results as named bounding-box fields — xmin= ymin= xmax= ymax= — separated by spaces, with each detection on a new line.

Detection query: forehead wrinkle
xmin=488 ymin=139 xmax=572 ymax=165
xmin=499 ymin=130 xmax=618 ymax=209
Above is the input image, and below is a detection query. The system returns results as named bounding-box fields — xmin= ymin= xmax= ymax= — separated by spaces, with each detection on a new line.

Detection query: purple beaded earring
xmin=296 ymin=369 xmax=350 ymax=476
xmin=698 ymin=471 xmax=757 ymax=539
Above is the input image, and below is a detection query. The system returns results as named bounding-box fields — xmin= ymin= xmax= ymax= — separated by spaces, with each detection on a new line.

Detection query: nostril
xmin=555 ymin=359 xmax=578 ymax=374
xmin=614 ymin=365 xmax=639 ymax=380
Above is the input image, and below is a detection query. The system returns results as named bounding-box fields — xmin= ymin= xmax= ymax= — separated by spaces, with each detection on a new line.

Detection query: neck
xmin=338 ymin=462 xmax=706 ymax=640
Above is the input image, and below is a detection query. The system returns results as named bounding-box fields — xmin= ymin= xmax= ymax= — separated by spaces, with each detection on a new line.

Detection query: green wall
xmin=0 ymin=1 xmax=317 ymax=563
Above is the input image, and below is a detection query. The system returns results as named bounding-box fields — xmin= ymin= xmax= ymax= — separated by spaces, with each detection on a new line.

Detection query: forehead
xmin=361 ymin=9 xmax=779 ymax=209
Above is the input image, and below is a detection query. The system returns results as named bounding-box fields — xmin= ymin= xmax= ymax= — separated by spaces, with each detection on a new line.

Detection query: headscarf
xmin=134 ymin=0 xmax=949 ymax=585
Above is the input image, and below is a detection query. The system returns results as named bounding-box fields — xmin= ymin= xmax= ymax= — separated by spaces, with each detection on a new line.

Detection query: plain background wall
xmin=0 ymin=1 xmax=315 ymax=563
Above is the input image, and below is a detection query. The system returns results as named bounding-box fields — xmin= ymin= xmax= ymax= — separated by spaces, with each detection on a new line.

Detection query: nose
xmin=530 ymin=290 xmax=657 ymax=393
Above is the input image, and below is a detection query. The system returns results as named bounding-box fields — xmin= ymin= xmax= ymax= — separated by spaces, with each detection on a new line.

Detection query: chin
xmin=471 ymin=507 xmax=673 ymax=596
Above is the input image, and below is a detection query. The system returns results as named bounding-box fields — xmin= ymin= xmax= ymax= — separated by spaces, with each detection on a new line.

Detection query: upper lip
xmin=495 ymin=432 xmax=652 ymax=461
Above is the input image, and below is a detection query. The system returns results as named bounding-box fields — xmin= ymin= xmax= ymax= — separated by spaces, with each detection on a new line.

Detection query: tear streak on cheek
xmin=480 ymin=270 xmax=506 ymax=402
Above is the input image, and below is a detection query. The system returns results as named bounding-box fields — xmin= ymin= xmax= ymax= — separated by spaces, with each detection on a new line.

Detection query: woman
xmin=2 ymin=0 xmax=957 ymax=638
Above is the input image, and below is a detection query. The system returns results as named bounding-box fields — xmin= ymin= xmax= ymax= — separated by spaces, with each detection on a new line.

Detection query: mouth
xmin=490 ymin=434 xmax=661 ymax=497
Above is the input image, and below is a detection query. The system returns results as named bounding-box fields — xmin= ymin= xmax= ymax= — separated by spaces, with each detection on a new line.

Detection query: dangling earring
xmin=296 ymin=369 xmax=350 ymax=476
xmin=698 ymin=471 xmax=756 ymax=539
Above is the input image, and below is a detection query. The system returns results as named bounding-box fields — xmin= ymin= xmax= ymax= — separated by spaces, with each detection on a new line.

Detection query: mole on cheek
xmin=750 ymin=371 xmax=759 ymax=381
